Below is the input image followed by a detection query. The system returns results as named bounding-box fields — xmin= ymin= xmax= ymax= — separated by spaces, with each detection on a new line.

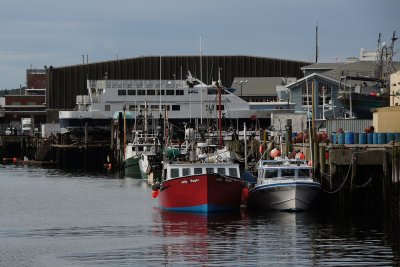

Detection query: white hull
xmin=247 ymin=181 xmax=321 ymax=211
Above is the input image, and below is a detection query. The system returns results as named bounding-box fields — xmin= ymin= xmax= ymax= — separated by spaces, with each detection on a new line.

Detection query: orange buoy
xmin=241 ymin=187 xmax=249 ymax=203
xmin=270 ymin=148 xmax=281 ymax=158
xmin=152 ymin=190 xmax=159 ymax=198
xmin=296 ymin=152 xmax=305 ymax=160
xmin=259 ymin=145 xmax=264 ymax=154
xmin=308 ymin=160 xmax=313 ymax=166
xmin=12 ymin=157 xmax=17 ymax=163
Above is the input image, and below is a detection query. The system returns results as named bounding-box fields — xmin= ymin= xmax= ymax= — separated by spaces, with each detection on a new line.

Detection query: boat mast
xmin=144 ymin=99 xmax=148 ymax=135
xmin=200 ymin=35 xmax=203 ymax=124
xmin=217 ymin=69 xmax=223 ymax=148
xmin=374 ymin=33 xmax=384 ymax=80
xmin=315 ymin=21 xmax=319 ymax=63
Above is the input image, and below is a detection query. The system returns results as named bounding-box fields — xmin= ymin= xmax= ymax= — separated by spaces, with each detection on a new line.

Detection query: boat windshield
xmin=282 ymin=169 xmax=295 ymax=177
xmin=264 ymin=170 xmax=278 ymax=178
xmin=298 ymin=168 xmax=310 ymax=177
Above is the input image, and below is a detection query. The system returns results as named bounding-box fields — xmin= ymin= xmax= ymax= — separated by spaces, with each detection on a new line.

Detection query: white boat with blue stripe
xmin=246 ymin=158 xmax=321 ymax=211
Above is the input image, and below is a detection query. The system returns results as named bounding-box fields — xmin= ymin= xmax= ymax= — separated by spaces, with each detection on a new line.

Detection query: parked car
xmin=5 ymin=127 xmax=12 ymax=135
xmin=4 ymin=127 xmax=18 ymax=135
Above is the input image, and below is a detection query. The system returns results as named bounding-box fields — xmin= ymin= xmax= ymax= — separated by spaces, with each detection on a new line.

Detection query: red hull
xmin=158 ymin=173 xmax=243 ymax=212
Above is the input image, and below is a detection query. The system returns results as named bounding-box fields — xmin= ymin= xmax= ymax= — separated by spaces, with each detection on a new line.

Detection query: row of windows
xmin=103 ymin=80 xmax=186 ymax=89
xmin=105 ymin=104 xmax=180 ymax=111
xmin=118 ymin=89 xmax=184 ymax=96
xmin=263 ymin=169 xmax=310 ymax=178
xmin=170 ymin=167 xmax=238 ymax=178
xmin=105 ymin=104 xmax=225 ymax=112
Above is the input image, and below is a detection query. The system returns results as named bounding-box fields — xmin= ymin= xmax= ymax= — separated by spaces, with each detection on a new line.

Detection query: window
xmin=137 ymin=90 xmax=146 ymax=95
xmin=217 ymin=105 xmax=224 ymax=111
xmin=229 ymin=168 xmax=238 ymax=177
xmin=166 ymin=90 xmax=174 ymax=95
xmin=147 ymin=90 xmax=156 ymax=95
xmin=282 ymin=169 xmax=295 ymax=177
xmin=208 ymin=88 xmax=217 ymax=95
xmin=170 ymin=168 xmax=179 ymax=178
xmin=302 ymin=96 xmax=311 ymax=106
xmin=265 ymin=170 xmax=278 ymax=178
xmin=171 ymin=105 xmax=180 ymax=111
xmin=217 ymin=168 xmax=225 ymax=175
xmin=157 ymin=90 xmax=165 ymax=95
xmin=105 ymin=105 xmax=111 ymax=111
xmin=129 ymin=105 xmax=137 ymax=111
xmin=128 ymin=90 xmax=136 ymax=95
xmin=118 ymin=90 xmax=127 ymax=96
xmin=206 ymin=168 xmax=214 ymax=174
xmin=194 ymin=168 xmax=203 ymax=174
xmin=182 ymin=168 xmax=191 ymax=176
xmin=176 ymin=90 xmax=184 ymax=95
xmin=298 ymin=169 xmax=310 ymax=177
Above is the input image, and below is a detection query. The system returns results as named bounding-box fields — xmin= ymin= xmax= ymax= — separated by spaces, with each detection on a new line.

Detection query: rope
xmin=352 ymin=177 xmax=373 ymax=188
xmin=320 ymin=150 xmax=374 ymax=194
xmin=320 ymin=158 xmax=353 ymax=194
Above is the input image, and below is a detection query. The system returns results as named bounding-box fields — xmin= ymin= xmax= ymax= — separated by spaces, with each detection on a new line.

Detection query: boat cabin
xmin=257 ymin=159 xmax=312 ymax=181
xmin=164 ymin=162 xmax=241 ymax=180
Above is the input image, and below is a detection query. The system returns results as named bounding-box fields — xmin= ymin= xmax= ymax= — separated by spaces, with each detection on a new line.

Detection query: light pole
xmin=234 ymin=80 xmax=248 ymax=98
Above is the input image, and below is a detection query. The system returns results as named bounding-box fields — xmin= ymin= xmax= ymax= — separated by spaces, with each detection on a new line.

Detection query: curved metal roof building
xmin=46 ymin=55 xmax=309 ymax=120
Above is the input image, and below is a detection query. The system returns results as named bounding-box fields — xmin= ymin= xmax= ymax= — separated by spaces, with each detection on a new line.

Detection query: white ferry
xmin=59 ymin=72 xmax=294 ymax=134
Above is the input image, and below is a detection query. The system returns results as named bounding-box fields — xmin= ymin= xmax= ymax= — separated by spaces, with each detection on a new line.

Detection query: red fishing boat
xmin=152 ymin=162 xmax=244 ymax=213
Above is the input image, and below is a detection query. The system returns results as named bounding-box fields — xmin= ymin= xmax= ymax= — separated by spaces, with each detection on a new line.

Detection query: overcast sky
xmin=0 ymin=0 xmax=399 ymax=89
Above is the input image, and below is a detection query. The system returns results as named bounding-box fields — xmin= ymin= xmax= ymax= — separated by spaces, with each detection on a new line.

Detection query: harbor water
xmin=0 ymin=164 xmax=399 ymax=266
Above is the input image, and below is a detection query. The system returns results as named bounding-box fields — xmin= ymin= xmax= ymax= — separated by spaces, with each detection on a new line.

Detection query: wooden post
xmin=285 ymin=119 xmax=293 ymax=157
xmin=319 ymin=145 xmax=325 ymax=181
xmin=244 ymin=123 xmax=248 ymax=170
xmin=84 ymin=122 xmax=88 ymax=170
xmin=313 ymin=140 xmax=320 ymax=178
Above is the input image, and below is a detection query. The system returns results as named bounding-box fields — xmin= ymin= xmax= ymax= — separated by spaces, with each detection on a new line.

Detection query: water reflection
xmin=244 ymin=210 xmax=398 ymax=266
xmin=154 ymin=209 xmax=244 ymax=266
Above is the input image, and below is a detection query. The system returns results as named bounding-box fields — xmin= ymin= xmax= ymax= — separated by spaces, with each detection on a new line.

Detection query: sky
xmin=0 ymin=0 xmax=399 ymax=90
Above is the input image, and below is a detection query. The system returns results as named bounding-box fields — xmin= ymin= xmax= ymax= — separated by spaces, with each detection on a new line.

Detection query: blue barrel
xmin=345 ymin=132 xmax=354 ymax=144
xmin=395 ymin=133 xmax=400 ymax=142
xmin=359 ymin=133 xmax=367 ymax=144
xmin=338 ymin=133 xmax=345 ymax=144
xmin=386 ymin=133 xmax=394 ymax=143
xmin=377 ymin=133 xmax=386 ymax=144
xmin=373 ymin=133 xmax=379 ymax=144
xmin=367 ymin=133 xmax=374 ymax=144
xmin=331 ymin=133 xmax=337 ymax=144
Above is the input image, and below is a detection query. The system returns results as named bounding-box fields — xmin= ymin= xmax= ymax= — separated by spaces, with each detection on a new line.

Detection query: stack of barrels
xmin=330 ymin=126 xmax=400 ymax=145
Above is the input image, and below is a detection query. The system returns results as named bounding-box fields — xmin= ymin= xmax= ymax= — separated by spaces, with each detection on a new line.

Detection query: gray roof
xmin=301 ymin=62 xmax=344 ymax=70
xmin=304 ymin=61 xmax=400 ymax=81
xmin=230 ymin=77 xmax=296 ymax=96
xmin=286 ymin=73 xmax=340 ymax=88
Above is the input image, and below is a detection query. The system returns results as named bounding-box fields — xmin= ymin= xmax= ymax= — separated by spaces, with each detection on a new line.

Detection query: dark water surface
xmin=0 ymin=164 xmax=399 ymax=266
